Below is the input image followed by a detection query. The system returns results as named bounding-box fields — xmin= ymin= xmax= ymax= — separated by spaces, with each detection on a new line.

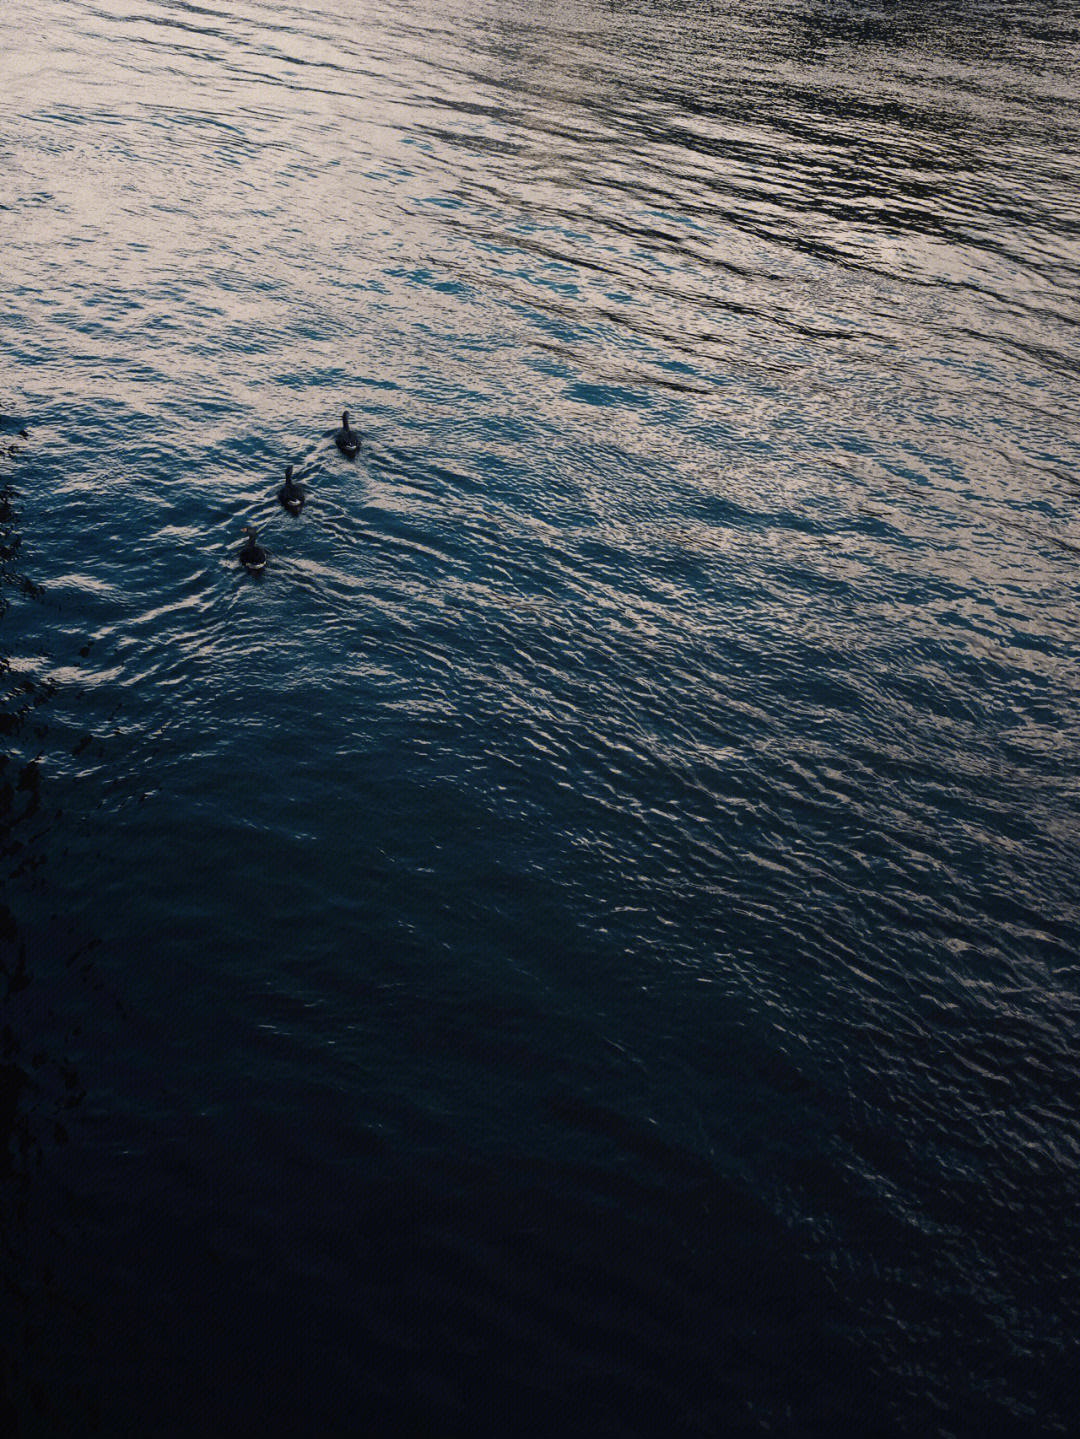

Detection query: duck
xmin=238 ymin=525 xmax=267 ymax=573
xmin=335 ymin=410 xmax=360 ymax=459
xmin=279 ymin=464 xmax=304 ymax=514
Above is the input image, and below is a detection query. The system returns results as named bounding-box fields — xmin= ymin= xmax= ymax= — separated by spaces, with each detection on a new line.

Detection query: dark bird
xmin=335 ymin=410 xmax=360 ymax=459
xmin=279 ymin=464 xmax=304 ymax=514
xmin=238 ymin=525 xmax=266 ymax=573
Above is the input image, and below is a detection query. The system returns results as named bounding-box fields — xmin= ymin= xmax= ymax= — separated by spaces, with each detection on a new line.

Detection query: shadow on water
xmin=0 ymin=403 xmax=120 ymax=1435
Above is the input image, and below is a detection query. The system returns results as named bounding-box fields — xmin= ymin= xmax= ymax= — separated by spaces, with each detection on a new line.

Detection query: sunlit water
xmin=2 ymin=0 xmax=1080 ymax=1433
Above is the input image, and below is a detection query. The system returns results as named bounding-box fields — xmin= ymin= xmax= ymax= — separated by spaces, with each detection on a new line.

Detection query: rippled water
xmin=3 ymin=0 xmax=1080 ymax=1433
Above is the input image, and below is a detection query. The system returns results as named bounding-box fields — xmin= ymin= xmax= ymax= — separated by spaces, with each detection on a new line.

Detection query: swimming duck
xmin=238 ymin=525 xmax=266 ymax=573
xmin=335 ymin=410 xmax=360 ymax=459
xmin=279 ymin=464 xmax=304 ymax=514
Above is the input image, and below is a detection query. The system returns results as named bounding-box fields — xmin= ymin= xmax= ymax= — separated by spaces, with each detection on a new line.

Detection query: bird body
xmin=335 ymin=410 xmax=360 ymax=458
xmin=279 ymin=464 xmax=304 ymax=514
xmin=239 ymin=525 xmax=266 ymax=572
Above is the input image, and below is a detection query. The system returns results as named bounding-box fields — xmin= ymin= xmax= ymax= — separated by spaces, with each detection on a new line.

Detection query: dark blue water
xmin=3 ymin=1 xmax=1080 ymax=1433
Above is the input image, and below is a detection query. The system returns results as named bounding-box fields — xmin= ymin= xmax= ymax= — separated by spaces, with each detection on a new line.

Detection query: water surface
xmin=2 ymin=1 xmax=1080 ymax=1434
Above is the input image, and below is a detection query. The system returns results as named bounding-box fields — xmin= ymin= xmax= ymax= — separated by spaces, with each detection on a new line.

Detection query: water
xmin=2 ymin=0 xmax=1080 ymax=1433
